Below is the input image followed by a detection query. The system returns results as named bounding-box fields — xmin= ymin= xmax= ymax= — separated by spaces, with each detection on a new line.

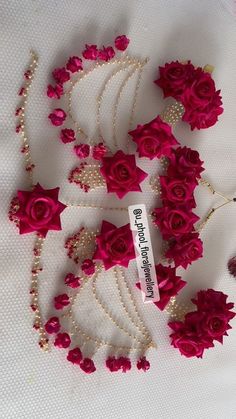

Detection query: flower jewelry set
xmin=9 ymin=35 xmax=235 ymax=373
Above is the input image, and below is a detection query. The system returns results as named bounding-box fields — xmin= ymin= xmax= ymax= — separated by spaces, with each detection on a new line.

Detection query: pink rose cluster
xmin=153 ymin=146 xmax=205 ymax=270
xmin=155 ymin=61 xmax=223 ymax=130
xmin=169 ymin=289 xmax=235 ymax=358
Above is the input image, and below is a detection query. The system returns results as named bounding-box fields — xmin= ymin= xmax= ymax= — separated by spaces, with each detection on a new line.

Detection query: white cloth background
xmin=1 ymin=0 xmax=236 ymax=418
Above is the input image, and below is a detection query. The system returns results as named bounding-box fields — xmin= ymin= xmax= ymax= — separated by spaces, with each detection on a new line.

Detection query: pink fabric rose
xmin=94 ymin=220 xmax=135 ymax=270
xmin=115 ymin=35 xmax=130 ymax=51
xmin=100 ymin=150 xmax=148 ymax=199
xmin=60 ymin=128 xmax=76 ymax=144
xmin=137 ymin=357 xmax=150 ymax=372
xmin=52 ymin=67 xmax=70 ymax=84
xmin=74 ymin=144 xmax=90 ymax=159
xmin=155 ymin=264 xmax=186 ymax=310
xmin=182 ymin=70 xmax=216 ymax=108
xmin=166 ymin=233 xmax=203 ymax=269
xmin=169 ymin=289 xmax=235 ymax=358
xmin=64 ymin=273 xmax=81 ymax=288
xmin=49 ymin=108 xmax=66 ymax=126
xmin=15 ymin=183 xmax=66 ymax=236
xmin=82 ymin=44 xmax=98 ymax=60
xmin=54 ymin=294 xmax=70 ymax=310
xmin=182 ymin=94 xmax=223 ymax=130
xmin=118 ymin=357 xmax=131 ymax=373
xmin=98 ymin=46 xmax=115 ymax=61
xmin=129 ymin=116 xmax=179 ymax=159
xmin=54 ymin=333 xmax=71 ymax=349
xmin=181 ymin=69 xmax=224 ymax=130
xmin=92 ymin=143 xmax=107 ymax=160
xmin=168 ymin=146 xmax=204 ymax=179
xmin=67 ymin=347 xmax=82 ymax=364
xmin=81 ymin=259 xmax=95 ymax=276
xmin=45 ymin=317 xmax=60 ymax=334
xmin=155 ymin=61 xmax=195 ymax=100
xmin=106 ymin=356 xmax=121 ymax=372
xmin=66 ymin=56 xmax=83 ymax=73
xmin=47 ymin=84 xmax=63 ymax=99
xmin=80 ymin=358 xmax=96 ymax=374
xmin=192 ymin=289 xmax=235 ymax=319
xmin=152 ymin=206 xmax=199 ymax=239
xmin=160 ymin=175 xmax=196 ymax=207
xmin=136 ymin=264 xmax=186 ymax=311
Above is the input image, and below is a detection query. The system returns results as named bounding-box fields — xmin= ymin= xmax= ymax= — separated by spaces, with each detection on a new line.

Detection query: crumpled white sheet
xmin=0 ymin=1 xmax=236 ymax=418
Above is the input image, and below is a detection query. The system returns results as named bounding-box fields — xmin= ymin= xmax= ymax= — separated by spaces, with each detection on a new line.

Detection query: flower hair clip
xmin=155 ymin=60 xmax=223 ymax=130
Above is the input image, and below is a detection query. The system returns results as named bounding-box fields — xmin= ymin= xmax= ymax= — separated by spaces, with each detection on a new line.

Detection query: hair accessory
xmin=155 ymin=61 xmax=223 ymax=130
xmin=47 ymin=36 xmax=150 ymax=197
xmin=168 ymin=289 xmax=235 ymax=358
xmin=10 ymin=42 xmax=235 ymax=368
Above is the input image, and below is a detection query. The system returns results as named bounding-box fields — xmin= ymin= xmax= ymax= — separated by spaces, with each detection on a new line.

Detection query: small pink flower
xmin=45 ymin=317 xmax=60 ymax=334
xmin=82 ymin=44 xmax=98 ymax=60
xmin=47 ymin=84 xmax=63 ymax=99
xmin=137 ymin=357 xmax=150 ymax=372
xmin=66 ymin=56 xmax=83 ymax=73
xmin=48 ymin=109 xmax=66 ymax=126
xmin=92 ymin=143 xmax=107 ymax=160
xmin=115 ymin=35 xmax=130 ymax=51
xmin=74 ymin=144 xmax=90 ymax=159
xmin=52 ymin=67 xmax=70 ymax=84
xmin=64 ymin=273 xmax=81 ymax=288
xmin=54 ymin=332 xmax=71 ymax=349
xmin=54 ymin=294 xmax=70 ymax=310
xmin=98 ymin=46 xmax=115 ymax=61
xmin=106 ymin=356 xmax=121 ymax=372
xmin=60 ymin=128 xmax=76 ymax=144
xmin=81 ymin=259 xmax=95 ymax=276
xmin=80 ymin=358 xmax=96 ymax=374
xmin=67 ymin=347 xmax=82 ymax=364
xmin=118 ymin=357 xmax=131 ymax=373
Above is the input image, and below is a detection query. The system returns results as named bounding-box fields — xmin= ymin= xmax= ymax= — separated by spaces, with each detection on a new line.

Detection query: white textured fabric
xmin=1 ymin=1 xmax=236 ymax=418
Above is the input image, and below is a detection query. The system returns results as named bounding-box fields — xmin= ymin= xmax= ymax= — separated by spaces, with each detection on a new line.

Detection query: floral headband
xmin=10 ymin=35 xmax=235 ymax=373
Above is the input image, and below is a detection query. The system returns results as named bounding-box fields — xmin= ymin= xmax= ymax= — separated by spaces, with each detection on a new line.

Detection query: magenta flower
xmin=82 ymin=44 xmax=98 ymax=60
xmin=45 ymin=317 xmax=60 ymax=334
xmin=94 ymin=221 xmax=135 ymax=270
xmin=15 ymin=183 xmax=66 ymax=236
xmin=100 ymin=150 xmax=148 ymax=199
xmin=49 ymin=108 xmax=66 ymax=126
xmin=115 ymin=35 xmax=130 ymax=51
xmin=66 ymin=56 xmax=83 ymax=73
xmin=60 ymin=128 xmax=76 ymax=144
xmin=54 ymin=333 xmax=71 ymax=349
